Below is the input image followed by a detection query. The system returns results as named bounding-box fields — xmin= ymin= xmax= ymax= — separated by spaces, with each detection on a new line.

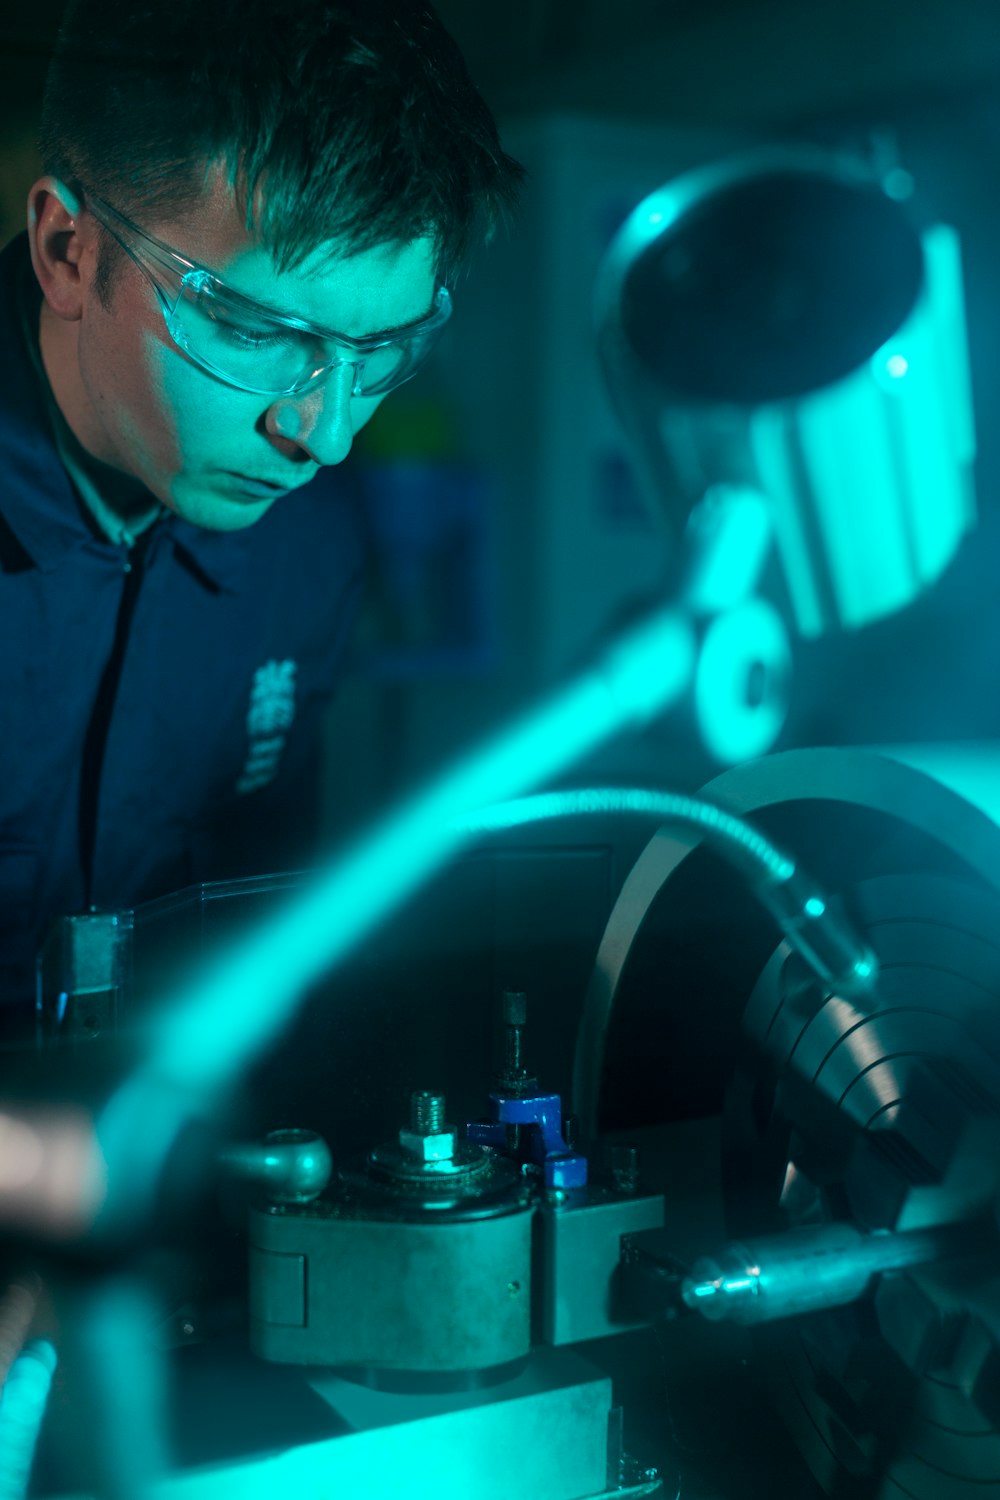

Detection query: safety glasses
xmin=84 ymin=191 xmax=452 ymax=399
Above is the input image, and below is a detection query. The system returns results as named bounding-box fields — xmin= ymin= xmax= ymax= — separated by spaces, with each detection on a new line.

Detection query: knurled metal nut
xmin=399 ymin=1127 xmax=457 ymax=1161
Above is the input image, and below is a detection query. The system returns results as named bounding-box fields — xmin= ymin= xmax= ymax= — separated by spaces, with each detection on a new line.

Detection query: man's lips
xmin=224 ymin=472 xmax=301 ymax=497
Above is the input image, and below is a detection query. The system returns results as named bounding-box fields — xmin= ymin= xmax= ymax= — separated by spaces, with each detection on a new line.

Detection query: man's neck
xmin=37 ymin=301 xmax=163 ymax=546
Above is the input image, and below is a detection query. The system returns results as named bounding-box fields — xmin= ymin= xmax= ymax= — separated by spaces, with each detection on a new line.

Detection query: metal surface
xmin=724 ymin=872 xmax=1000 ymax=1497
xmin=47 ymin=1347 xmax=618 ymax=1500
xmin=682 ymin=1222 xmax=984 ymax=1324
xmin=302 ymin=1347 xmax=615 ymax=1500
xmin=249 ymin=1192 xmax=534 ymax=1373
xmin=218 ymin=1128 xmax=333 ymax=1204
xmin=397 ymin=1089 xmax=460 ymax=1165
xmin=536 ymin=1188 xmax=666 ymax=1346
xmin=409 ymin=1091 xmax=445 ymax=1132
xmin=370 ymin=1092 xmax=493 ymax=1188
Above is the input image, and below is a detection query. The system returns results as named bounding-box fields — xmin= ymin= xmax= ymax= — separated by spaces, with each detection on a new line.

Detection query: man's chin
xmin=163 ymin=485 xmax=278 ymax=532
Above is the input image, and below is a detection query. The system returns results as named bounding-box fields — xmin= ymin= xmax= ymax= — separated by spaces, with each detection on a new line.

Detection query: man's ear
xmin=27 ymin=177 xmax=91 ymax=323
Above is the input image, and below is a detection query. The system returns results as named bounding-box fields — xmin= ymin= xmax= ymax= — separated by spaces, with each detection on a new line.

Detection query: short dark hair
xmin=37 ymin=0 xmax=524 ymax=307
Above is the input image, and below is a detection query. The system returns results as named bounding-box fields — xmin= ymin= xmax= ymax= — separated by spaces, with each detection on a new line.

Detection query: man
xmin=0 ymin=0 xmax=523 ymax=1024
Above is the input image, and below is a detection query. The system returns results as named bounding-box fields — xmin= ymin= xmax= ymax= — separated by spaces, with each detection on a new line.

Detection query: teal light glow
xmin=0 ymin=1340 xmax=57 ymax=1500
xmin=693 ymin=598 xmax=790 ymax=763
xmin=800 ymin=367 xmax=918 ymax=627
xmin=882 ymin=167 xmax=915 ymax=201
xmin=880 ymin=743 xmax=1000 ymax=829
xmin=751 ymin=223 xmax=975 ymax=636
xmin=692 ymin=1283 xmax=717 ymax=1298
xmin=683 ymin=486 xmax=773 ymax=617
xmin=722 ymin=1278 xmax=754 ymax=1293
xmin=804 ymin=896 xmax=826 ymax=918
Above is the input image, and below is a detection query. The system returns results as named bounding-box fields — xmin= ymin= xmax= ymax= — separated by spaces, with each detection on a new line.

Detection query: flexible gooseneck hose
xmin=455 ymin=788 xmax=879 ymax=997
xmin=458 ymin=787 xmax=794 ymax=879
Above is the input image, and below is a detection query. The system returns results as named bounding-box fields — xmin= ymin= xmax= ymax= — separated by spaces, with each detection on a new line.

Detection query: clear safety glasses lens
xmin=165 ymin=271 xmax=449 ymax=398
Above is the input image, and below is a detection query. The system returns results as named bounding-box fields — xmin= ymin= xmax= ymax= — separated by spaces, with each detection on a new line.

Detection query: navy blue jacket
xmin=0 ymin=233 xmax=364 ymax=1014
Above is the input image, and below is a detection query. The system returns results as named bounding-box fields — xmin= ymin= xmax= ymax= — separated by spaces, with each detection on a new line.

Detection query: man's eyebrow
xmin=345 ymin=297 xmax=439 ymax=340
xmin=220 ymin=273 xmax=438 ymax=339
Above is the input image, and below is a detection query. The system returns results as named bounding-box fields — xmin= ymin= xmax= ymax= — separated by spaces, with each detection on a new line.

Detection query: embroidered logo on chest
xmin=236 ymin=659 xmax=297 ymax=795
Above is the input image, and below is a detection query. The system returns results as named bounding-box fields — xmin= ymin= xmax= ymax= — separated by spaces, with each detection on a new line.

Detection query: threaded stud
xmin=410 ymin=1090 xmax=446 ymax=1134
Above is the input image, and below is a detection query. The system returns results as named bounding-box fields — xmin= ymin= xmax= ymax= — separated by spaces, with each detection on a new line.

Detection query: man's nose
xmin=265 ymin=363 xmax=357 ymax=467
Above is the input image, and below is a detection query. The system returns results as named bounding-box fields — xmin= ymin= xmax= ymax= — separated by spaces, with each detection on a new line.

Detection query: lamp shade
xmin=596 ymin=149 xmax=976 ymax=636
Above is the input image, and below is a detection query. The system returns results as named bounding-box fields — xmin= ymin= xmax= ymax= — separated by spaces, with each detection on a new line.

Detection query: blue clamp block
xmin=466 ymin=1092 xmax=588 ymax=1189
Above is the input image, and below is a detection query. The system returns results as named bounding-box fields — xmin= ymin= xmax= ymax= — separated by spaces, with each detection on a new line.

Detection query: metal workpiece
xmin=536 ymin=1188 xmax=666 ymax=1346
xmin=681 ymin=1222 xmax=976 ymax=1326
xmin=218 ymin=1128 xmax=333 ymax=1204
xmin=249 ymin=1192 xmax=534 ymax=1375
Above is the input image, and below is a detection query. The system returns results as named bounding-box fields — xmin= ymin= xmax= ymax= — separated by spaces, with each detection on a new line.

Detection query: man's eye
xmin=221 ymin=324 xmax=288 ymax=352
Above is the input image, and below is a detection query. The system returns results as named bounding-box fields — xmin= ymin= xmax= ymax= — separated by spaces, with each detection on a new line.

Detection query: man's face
xmin=35 ymin=166 xmax=439 ymax=530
